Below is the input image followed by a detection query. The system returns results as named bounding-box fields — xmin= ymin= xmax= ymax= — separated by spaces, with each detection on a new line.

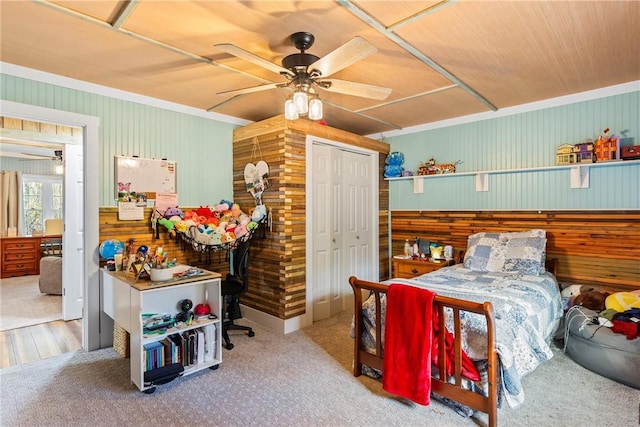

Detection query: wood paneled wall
xmin=98 ymin=207 xmax=231 ymax=272
xmin=232 ymin=115 xmax=390 ymax=320
xmin=391 ymin=210 xmax=640 ymax=291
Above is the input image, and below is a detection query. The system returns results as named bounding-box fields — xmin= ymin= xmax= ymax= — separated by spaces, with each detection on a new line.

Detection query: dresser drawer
xmin=2 ymin=261 xmax=38 ymax=276
xmin=4 ymin=251 xmax=36 ymax=262
xmin=3 ymin=241 xmax=38 ymax=252
xmin=393 ymin=258 xmax=450 ymax=278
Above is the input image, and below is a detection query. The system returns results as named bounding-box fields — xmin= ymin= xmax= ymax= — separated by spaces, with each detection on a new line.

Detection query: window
xmin=22 ymin=174 xmax=63 ymax=235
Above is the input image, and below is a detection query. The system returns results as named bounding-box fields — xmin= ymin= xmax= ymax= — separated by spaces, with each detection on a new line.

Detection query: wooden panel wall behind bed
xmin=391 ymin=210 xmax=639 ymax=292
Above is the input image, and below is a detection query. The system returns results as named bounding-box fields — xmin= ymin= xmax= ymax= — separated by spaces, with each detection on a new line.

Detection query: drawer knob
xmin=411 ymin=268 xmax=419 ymax=274
xmin=17 ymin=254 xmax=24 ymax=258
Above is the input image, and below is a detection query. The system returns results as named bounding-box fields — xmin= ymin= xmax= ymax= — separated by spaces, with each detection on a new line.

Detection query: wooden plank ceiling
xmin=0 ymin=1 xmax=638 ymax=136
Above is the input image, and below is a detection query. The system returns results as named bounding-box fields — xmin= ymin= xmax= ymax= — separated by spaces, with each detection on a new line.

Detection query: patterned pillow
xmin=463 ymin=229 xmax=547 ymax=275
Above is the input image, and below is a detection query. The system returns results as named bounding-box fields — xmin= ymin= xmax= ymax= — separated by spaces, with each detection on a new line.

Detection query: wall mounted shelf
xmin=386 ymin=159 xmax=640 ymax=193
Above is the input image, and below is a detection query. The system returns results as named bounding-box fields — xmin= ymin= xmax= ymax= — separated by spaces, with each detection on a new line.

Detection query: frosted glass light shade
xmin=308 ymin=98 xmax=323 ymax=120
xmin=55 ymin=164 xmax=64 ymax=175
xmin=284 ymin=99 xmax=299 ymax=120
xmin=293 ymin=91 xmax=308 ymax=114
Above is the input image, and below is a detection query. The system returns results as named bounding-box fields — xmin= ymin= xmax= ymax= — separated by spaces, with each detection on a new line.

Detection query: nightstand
xmin=392 ymin=257 xmax=454 ymax=279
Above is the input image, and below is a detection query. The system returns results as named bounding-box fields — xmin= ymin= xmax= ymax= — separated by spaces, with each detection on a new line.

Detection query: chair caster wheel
xmin=225 ymin=343 xmax=234 ymax=350
xmin=248 ymin=331 xmax=255 ymax=337
xmin=142 ymin=387 xmax=156 ymax=394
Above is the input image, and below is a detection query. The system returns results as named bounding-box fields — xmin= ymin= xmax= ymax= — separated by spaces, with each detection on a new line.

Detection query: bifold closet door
xmin=311 ymin=144 xmax=373 ymax=321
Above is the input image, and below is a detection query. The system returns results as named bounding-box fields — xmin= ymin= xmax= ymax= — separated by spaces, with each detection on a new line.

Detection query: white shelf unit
xmin=102 ymin=270 xmax=222 ymax=392
xmin=386 ymin=159 xmax=640 ymax=193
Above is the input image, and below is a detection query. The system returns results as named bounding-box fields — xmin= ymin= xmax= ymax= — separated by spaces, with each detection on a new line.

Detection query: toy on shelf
xmin=556 ymin=128 xmax=624 ymax=165
xmin=594 ymin=128 xmax=621 ymax=161
xmin=383 ymin=152 xmax=405 ymax=178
xmin=556 ymin=141 xmax=596 ymax=165
xmin=417 ymin=158 xmax=461 ymax=175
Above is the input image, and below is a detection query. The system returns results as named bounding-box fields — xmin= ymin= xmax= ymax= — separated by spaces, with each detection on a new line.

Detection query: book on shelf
xmin=197 ymin=329 xmax=205 ymax=365
xmin=203 ymin=324 xmax=216 ymax=362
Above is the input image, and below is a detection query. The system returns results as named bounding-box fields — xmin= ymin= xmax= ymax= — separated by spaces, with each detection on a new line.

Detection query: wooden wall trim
xmin=391 ymin=210 xmax=640 ymax=291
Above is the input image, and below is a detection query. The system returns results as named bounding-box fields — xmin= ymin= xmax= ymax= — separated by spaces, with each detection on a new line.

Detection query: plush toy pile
xmin=154 ymin=200 xmax=267 ymax=247
xmin=561 ymin=285 xmax=640 ymax=339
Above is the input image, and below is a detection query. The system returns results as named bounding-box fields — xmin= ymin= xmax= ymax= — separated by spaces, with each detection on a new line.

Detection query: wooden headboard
xmin=392 ymin=210 xmax=639 ymax=292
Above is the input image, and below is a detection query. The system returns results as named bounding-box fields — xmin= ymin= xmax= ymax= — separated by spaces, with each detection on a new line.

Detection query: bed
xmin=349 ymin=229 xmax=563 ymax=427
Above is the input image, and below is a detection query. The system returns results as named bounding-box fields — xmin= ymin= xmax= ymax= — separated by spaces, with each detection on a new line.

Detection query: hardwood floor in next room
xmin=0 ymin=320 xmax=82 ymax=368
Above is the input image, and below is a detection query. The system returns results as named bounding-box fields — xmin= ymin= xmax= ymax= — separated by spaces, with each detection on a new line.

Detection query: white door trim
xmin=0 ymin=100 xmax=100 ymax=351
xmin=305 ymin=135 xmax=379 ymax=325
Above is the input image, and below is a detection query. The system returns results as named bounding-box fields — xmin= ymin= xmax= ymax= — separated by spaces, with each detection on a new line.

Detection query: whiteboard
xmin=114 ymin=156 xmax=177 ymax=199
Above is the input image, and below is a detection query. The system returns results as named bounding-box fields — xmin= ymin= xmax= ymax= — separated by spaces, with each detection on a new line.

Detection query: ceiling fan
xmin=15 ymin=149 xmax=63 ymax=162
xmin=215 ymin=32 xmax=392 ymax=102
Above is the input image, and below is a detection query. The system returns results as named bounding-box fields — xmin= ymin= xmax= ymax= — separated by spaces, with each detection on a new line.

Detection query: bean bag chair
xmin=564 ymin=305 xmax=640 ymax=389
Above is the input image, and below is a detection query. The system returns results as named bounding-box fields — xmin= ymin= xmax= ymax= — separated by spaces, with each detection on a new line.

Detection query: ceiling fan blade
xmin=217 ymin=82 xmax=283 ymax=97
xmin=317 ymin=79 xmax=392 ymax=100
xmin=215 ymin=43 xmax=294 ymax=77
xmin=309 ymin=36 xmax=377 ymax=78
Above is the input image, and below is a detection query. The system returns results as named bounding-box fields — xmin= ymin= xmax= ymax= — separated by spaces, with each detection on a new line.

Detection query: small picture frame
xmin=419 ymin=239 xmax=431 ymax=256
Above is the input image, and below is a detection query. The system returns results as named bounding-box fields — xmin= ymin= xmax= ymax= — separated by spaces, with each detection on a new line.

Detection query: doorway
xmin=306 ymin=135 xmax=379 ymax=322
xmin=1 ymin=100 xmax=100 ymax=351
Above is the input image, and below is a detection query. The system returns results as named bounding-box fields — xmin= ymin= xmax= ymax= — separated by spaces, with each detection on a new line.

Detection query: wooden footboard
xmin=349 ymin=276 xmax=498 ymax=427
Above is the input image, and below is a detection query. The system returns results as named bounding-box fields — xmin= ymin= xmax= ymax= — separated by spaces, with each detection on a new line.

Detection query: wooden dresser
xmin=392 ymin=257 xmax=454 ymax=279
xmin=0 ymin=235 xmax=61 ymax=278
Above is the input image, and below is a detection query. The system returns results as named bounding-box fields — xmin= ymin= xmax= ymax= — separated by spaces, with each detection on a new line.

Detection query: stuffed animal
xmin=574 ymin=290 xmax=609 ymax=312
xmin=383 ymin=151 xmax=405 ymax=178
xmin=561 ymin=284 xmax=588 ymax=309
xmin=158 ymin=218 xmax=176 ymax=237
xmin=605 ymin=292 xmax=640 ymax=313
xmin=163 ymin=206 xmax=183 ymax=220
xmin=195 ymin=206 xmax=213 ymax=219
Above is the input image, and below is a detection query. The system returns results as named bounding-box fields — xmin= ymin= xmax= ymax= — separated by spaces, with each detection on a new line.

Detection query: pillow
xmin=463 ymin=229 xmax=547 ymax=275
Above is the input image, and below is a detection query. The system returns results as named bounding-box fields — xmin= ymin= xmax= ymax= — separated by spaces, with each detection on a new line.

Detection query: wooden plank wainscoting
xmin=233 ymin=115 xmax=390 ymax=321
xmin=98 ymin=207 xmax=231 ymax=272
xmin=390 ymin=210 xmax=639 ymax=292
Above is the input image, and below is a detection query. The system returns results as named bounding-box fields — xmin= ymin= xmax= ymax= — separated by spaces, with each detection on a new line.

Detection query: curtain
xmin=0 ymin=170 xmax=21 ymax=236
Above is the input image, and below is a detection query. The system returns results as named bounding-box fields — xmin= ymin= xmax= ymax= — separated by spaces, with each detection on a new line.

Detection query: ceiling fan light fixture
xmin=308 ymin=97 xmax=323 ymax=120
xmin=55 ymin=163 xmax=64 ymax=175
xmin=284 ymin=99 xmax=299 ymax=120
xmin=293 ymin=90 xmax=309 ymax=114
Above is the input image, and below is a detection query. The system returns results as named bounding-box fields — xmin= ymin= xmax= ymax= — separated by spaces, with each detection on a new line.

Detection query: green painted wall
xmin=3 ymin=73 xmax=638 ymax=211
xmin=1 ymin=74 xmax=237 ymax=207
xmin=387 ymin=91 xmax=640 ymax=210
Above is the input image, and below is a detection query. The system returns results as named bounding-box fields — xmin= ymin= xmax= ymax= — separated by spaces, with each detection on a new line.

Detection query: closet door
xmin=311 ymin=144 xmax=374 ymax=321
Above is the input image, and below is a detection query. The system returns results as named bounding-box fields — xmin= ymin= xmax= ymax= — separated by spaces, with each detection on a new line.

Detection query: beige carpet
xmin=1 ymin=310 xmax=638 ymax=426
xmin=0 ymin=275 xmax=62 ymax=331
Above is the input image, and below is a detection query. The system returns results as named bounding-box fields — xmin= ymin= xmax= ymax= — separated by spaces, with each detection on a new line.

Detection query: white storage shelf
xmin=101 ymin=269 xmax=222 ymax=393
xmin=386 ymin=159 xmax=640 ymax=193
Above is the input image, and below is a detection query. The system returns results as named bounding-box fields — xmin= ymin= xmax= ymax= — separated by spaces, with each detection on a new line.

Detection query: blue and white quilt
xmin=358 ymin=264 xmax=563 ymax=409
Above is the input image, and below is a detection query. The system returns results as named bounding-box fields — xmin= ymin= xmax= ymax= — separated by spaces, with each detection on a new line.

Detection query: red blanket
xmin=383 ymin=283 xmax=435 ymax=405
xmin=382 ymin=283 xmax=481 ymax=405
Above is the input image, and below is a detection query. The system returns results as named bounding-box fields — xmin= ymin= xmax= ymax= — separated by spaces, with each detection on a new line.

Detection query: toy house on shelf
xmin=556 ymin=144 xmax=578 ymax=165
xmin=594 ymin=135 xmax=620 ymax=161
xmin=556 ymin=142 xmax=597 ymax=165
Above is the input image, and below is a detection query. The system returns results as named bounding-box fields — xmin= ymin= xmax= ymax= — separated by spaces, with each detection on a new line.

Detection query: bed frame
xmin=348 ymin=259 xmax=557 ymax=427
xmin=349 ymin=276 xmax=499 ymax=427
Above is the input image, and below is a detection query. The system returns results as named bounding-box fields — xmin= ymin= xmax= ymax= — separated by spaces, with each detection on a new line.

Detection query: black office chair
xmin=221 ymin=237 xmax=255 ymax=350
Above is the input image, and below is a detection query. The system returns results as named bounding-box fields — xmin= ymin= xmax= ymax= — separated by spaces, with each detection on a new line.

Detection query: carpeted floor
xmin=0 ymin=310 xmax=637 ymax=426
xmin=0 ymin=275 xmax=62 ymax=331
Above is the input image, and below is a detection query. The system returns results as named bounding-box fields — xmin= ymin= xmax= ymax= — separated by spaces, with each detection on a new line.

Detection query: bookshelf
xmin=101 ymin=268 xmax=222 ymax=393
